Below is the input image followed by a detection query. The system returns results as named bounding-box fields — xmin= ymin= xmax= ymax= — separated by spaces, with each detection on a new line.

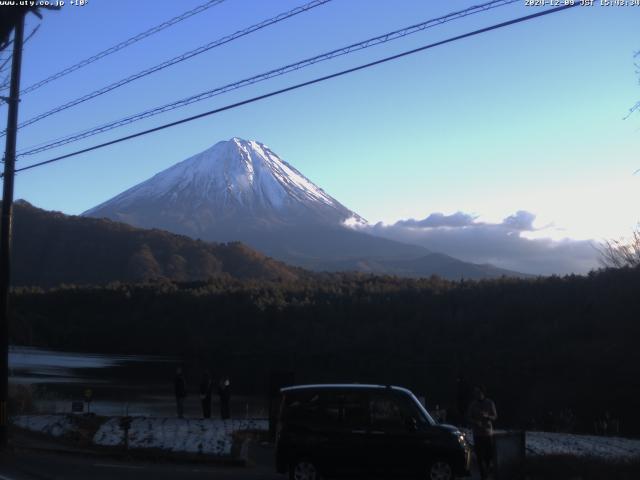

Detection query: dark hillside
xmin=6 ymin=201 xmax=304 ymax=286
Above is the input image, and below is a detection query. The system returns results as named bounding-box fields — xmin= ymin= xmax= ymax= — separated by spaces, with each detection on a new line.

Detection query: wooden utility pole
xmin=0 ymin=10 xmax=25 ymax=450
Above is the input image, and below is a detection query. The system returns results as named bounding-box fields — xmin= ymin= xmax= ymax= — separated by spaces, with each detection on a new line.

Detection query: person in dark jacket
xmin=174 ymin=367 xmax=187 ymax=418
xmin=218 ymin=377 xmax=231 ymax=420
xmin=467 ymin=385 xmax=498 ymax=480
xmin=200 ymin=370 xmax=213 ymax=419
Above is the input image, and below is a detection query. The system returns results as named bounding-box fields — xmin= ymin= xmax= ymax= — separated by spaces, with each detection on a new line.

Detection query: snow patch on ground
xmin=12 ymin=414 xmax=78 ymax=438
xmin=527 ymin=431 xmax=640 ymax=462
xmin=93 ymin=417 xmax=268 ymax=456
xmin=14 ymin=415 xmax=639 ymax=463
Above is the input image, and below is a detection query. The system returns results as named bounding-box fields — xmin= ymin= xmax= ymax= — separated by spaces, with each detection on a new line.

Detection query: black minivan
xmin=275 ymin=384 xmax=471 ymax=480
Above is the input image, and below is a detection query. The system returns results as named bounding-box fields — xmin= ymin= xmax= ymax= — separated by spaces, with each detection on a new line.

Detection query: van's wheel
xmin=428 ymin=459 xmax=454 ymax=480
xmin=289 ymin=457 xmax=323 ymax=480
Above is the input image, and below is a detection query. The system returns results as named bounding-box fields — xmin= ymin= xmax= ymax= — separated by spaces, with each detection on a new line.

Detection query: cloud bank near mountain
xmin=361 ymin=210 xmax=600 ymax=275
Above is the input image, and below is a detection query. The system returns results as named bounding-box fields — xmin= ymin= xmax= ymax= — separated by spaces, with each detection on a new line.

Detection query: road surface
xmin=0 ymin=450 xmax=282 ymax=480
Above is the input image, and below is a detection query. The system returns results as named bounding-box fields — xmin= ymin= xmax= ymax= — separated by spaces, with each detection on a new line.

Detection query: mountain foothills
xmin=7 ymin=200 xmax=303 ymax=287
xmin=83 ymin=137 xmax=523 ymax=279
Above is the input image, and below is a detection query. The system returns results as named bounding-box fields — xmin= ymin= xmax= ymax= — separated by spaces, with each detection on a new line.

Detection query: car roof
xmin=280 ymin=384 xmax=414 ymax=395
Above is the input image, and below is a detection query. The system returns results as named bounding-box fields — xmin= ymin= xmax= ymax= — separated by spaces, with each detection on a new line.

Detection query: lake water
xmin=9 ymin=346 xmax=267 ymax=418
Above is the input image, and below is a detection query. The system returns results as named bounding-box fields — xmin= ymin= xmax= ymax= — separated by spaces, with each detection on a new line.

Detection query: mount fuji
xmin=84 ymin=138 xmax=521 ymax=279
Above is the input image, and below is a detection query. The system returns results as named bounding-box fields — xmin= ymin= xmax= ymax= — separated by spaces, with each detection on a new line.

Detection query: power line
xmin=0 ymin=56 xmax=12 ymax=76
xmin=0 ymin=38 xmax=13 ymax=53
xmin=0 ymin=24 xmax=39 ymax=78
xmin=14 ymin=0 xmax=515 ymax=145
xmin=9 ymin=4 xmax=578 ymax=177
xmin=0 ymin=24 xmax=40 ymax=100
xmin=17 ymin=0 xmax=520 ymax=156
xmin=7 ymin=0 xmax=332 ymax=134
xmin=18 ymin=0 xmax=227 ymax=96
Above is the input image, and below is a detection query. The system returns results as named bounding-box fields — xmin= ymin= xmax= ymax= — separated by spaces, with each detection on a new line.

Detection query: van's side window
xmin=369 ymin=394 xmax=405 ymax=430
xmin=284 ymin=392 xmax=322 ymax=424
xmin=324 ymin=392 xmax=368 ymax=427
xmin=395 ymin=394 xmax=433 ymax=427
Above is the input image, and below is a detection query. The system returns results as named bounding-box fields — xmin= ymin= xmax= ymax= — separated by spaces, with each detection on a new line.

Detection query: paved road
xmin=0 ymin=450 xmax=283 ymax=480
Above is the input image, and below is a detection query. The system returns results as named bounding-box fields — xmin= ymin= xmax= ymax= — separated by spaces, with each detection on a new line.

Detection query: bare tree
xmin=599 ymin=225 xmax=640 ymax=268
xmin=605 ymin=53 xmax=640 ymax=267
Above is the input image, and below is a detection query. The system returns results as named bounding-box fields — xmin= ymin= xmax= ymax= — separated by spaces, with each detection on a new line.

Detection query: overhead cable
xmin=19 ymin=0 xmax=228 ymax=96
xmin=8 ymin=0 xmax=332 ymax=131
xmin=9 ymin=4 xmax=578 ymax=176
xmin=17 ymin=0 xmax=520 ymax=155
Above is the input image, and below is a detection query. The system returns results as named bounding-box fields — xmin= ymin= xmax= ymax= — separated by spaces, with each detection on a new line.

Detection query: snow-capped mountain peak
xmin=84 ymin=138 xmax=364 ymax=229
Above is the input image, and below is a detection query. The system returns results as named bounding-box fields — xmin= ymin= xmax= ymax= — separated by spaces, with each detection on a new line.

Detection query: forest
xmin=9 ymin=265 xmax=640 ymax=435
xmin=8 ymin=200 xmax=305 ymax=286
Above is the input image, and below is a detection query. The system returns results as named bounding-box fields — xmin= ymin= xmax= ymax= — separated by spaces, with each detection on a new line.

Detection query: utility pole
xmin=0 ymin=10 xmax=25 ymax=450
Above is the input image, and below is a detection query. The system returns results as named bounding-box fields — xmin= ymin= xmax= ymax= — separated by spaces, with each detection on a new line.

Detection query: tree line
xmin=9 ymin=266 xmax=640 ymax=434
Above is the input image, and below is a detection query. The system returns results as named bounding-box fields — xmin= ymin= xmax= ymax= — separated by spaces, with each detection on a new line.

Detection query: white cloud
xmin=360 ymin=210 xmax=601 ymax=275
xmin=394 ymin=211 xmax=477 ymax=229
xmin=501 ymin=210 xmax=537 ymax=232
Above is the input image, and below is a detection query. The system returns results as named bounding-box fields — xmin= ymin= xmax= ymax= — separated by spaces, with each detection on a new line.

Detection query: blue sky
xmin=3 ymin=0 xmax=639 ymax=251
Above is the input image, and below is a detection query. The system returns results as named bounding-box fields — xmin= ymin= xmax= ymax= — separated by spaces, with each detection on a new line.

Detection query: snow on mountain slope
xmin=84 ymin=138 xmax=363 ymax=228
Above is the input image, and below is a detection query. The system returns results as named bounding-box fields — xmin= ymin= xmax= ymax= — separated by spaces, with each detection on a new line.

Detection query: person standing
xmin=200 ymin=370 xmax=213 ymax=419
xmin=218 ymin=377 xmax=231 ymax=420
xmin=174 ymin=367 xmax=187 ymax=419
xmin=468 ymin=385 xmax=498 ymax=480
